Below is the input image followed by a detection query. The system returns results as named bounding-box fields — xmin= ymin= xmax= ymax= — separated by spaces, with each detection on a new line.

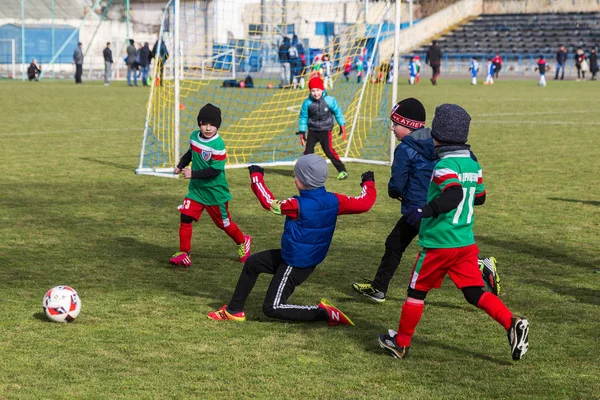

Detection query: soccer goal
xmin=136 ymin=0 xmax=402 ymax=177
xmin=0 ymin=39 xmax=16 ymax=79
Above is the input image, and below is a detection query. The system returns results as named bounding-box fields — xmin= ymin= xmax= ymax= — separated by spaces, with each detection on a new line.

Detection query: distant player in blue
xmin=469 ymin=57 xmax=479 ymax=85
xmin=408 ymin=57 xmax=418 ymax=85
xmin=484 ymin=58 xmax=495 ymax=85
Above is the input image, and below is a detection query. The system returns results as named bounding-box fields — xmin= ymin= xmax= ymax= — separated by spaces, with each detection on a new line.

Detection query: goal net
xmin=136 ymin=0 xmax=400 ymax=177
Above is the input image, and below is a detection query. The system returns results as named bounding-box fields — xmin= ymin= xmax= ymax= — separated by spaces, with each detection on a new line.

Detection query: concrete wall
xmin=381 ymin=0 xmax=483 ymax=56
xmin=483 ymin=0 xmax=600 ymax=14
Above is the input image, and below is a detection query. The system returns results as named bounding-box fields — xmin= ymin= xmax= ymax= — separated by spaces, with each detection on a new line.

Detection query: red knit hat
xmin=308 ymin=77 xmax=325 ymax=90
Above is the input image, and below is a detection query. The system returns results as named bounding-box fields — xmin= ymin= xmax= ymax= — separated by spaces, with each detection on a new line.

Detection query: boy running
xmin=484 ymin=58 xmax=495 ymax=85
xmin=208 ymin=154 xmax=376 ymax=324
xmin=377 ymin=104 xmax=529 ymax=361
xmin=469 ymin=57 xmax=479 ymax=85
xmin=170 ymin=103 xmax=251 ymax=267
xmin=298 ymin=77 xmax=349 ymax=180
xmin=536 ymin=55 xmax=547 ymax=87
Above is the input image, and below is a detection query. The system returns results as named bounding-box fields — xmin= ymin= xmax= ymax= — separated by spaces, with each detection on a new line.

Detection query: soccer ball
xmin=43 ymin=286 xmax=82 ymax=323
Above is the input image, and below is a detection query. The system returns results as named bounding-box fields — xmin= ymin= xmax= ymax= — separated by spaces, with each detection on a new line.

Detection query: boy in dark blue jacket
xmin=353 ymin=99 xmax=499 ymax=302
xmin=208 ymin=154 xmax=376 ymax=324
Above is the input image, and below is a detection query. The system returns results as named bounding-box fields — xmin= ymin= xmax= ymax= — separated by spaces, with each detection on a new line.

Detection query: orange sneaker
xmin=207 ymin=305 xmax=246 ymax=322
xmin=318 ymin=298 xmax=354 ymax=326
xmin=238 ymin=235 xmax=252 ymax=263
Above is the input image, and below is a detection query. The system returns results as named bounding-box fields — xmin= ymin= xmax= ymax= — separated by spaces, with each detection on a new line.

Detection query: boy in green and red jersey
xmin=378 ymin=104 xmax=529 ymax=361
xmin=170 ymin=103 xmax=251 ymax=267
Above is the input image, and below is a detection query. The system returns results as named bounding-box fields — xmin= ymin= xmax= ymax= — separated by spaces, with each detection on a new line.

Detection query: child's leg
xmin=228 ymin=249 xmax=283 ymax=313
xmin=318 ymin=130 xmax=346 ymax=173
xmin=409 ymin=76 xmax=415 ymax=85
xmin=304 ymin=131 xmax=319 ymax=155
xmin=451 ymin=244 xmax=512 ymax=330
xmin=262 ymin=263 xmax=326 ymax=322
xmin=177 ymin=198 xmax=204 ymax=253
xmin=205 ymin=203 xmax=244 ymax=245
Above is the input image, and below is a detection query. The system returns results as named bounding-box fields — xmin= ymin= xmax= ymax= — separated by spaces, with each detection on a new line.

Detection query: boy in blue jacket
xmin=353 ymin=98 xmax=499 ymax=302
xmin=298 ymin=77 xmax=349 ymax=180
xmin=208 ymin=154 xmax=376 ymax=324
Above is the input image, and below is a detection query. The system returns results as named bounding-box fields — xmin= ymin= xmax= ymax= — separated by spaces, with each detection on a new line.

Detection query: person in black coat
xmin=555 ymin=45 xmax=567 ymax=80
xmin=27 ymin=59 xmax=41 ymax=81
xmin=139 ymin=42 xmax=151 ymax=86
xmin=103 ymin=42 xmax=113 ymax=85
xmin=590 ymin=48 xmax=598 ymax=81
xmin=425 ymin=40 xmax=442 ymax=85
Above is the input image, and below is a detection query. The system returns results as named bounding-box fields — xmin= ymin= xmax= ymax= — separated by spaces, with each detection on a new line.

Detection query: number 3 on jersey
xmin=453 ymin=187 xmax=476 ymax=225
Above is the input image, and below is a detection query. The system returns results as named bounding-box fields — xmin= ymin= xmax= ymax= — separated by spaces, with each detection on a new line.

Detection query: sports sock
xmin=477 ymin=292 xmax=512 ymax=330
xmin=224 ymin=222 xmax=245 ymax=245
xmin=396 ymin=298 xmax=424 ymax=347
xmin=179 ymin=222 xmax=193 ymax=253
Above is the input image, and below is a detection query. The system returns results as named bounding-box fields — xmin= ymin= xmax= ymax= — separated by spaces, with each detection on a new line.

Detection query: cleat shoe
xmin=479 ymin=257 xmax=501 ymax=295
xmin=337 ymin=171 xmax=349 ymax=180
xmin=318 ymin=298 xmax=354 ymax=326
xmin=238 ymin=235 xmax=252 ymax=263
xmin=170 ymin=251 xmax=192 ymax=267
xmin=352 ymin=281 xmax=386 ymax=303
xmin=378 ymin=329 xmax=410 ymax=359
xmin=507 ymin=316 xmax=529 ymax=361
xmin=207 ymin=305 xmax=246 ymax=322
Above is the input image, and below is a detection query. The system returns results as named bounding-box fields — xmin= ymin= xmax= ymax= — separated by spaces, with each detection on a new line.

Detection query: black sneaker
xmin=507 ymin=316 xmax=530 ymax=361
xmin=378 ymin=330 xmax=409 ymax=359
xmin=352 ymin=281 xmax=385 ymax=303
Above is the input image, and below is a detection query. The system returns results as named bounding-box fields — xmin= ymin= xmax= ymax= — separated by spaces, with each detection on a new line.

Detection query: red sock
xmin=179 ymin=222 xmax=193 ymax=253
xmin=477 ymin=292 xmax=513 ymax=330
xmin=396 ymin=299 xmax=424 ymax=347
xmin=223 ymin=221 xmax=244 ymax=245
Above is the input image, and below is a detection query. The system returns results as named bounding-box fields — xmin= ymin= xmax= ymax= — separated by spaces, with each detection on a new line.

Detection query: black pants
xmin=372 ymin=215 xmax=419 ymax=293
xmin=431 ymin=64 xmax=440 ymax=82
xmin=228 ymin=249 xmax=328 ymax=322
xmin=304 ymin=130 xmax=346 ymax=173
xmin=75 ymin=64 xmax=83 ymax=83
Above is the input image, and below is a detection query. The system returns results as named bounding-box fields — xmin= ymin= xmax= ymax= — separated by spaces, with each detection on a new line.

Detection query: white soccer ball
xmin=43 ymin=286 xmax=82 ymax=323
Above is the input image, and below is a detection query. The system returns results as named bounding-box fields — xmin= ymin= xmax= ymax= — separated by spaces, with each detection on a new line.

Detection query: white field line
xmin=0 ymin=127 xmax=139 ymax=137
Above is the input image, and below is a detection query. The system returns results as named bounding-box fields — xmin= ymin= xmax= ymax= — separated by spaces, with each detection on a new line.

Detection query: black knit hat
xmin=197 ymin=103 xmax=222 ymax=129
xmin=390 ymin=98 xmax=426 ymax=130
xmin=431 ymin=104 xmax=471 ymax=144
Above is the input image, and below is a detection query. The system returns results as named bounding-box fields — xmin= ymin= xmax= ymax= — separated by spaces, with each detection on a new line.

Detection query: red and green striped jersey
xmin=418 ymin=150 xmax=485 ymax=248
xmin=186 ymin=130 xmax=231 ymax=206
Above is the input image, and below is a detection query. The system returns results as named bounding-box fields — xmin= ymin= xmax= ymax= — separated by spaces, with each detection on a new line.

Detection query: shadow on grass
xmin=526 ymin=278 xmax=600 ymax=306
xmin=33 ymin=312 xmax=51 ymax=322
xmin=548 ymin=197 xmax=600 ymax=207
xmin=477 ymin=236 xmax=594 ymax=270
xmin=263 ymin=168 xmax=294 ymax=177
xmin=80 ymin=157 xmax=133 ymax=171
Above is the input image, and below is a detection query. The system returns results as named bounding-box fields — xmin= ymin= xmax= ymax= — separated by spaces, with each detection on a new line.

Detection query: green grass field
xmin=1 ymin=79 xmax=599 ymax=399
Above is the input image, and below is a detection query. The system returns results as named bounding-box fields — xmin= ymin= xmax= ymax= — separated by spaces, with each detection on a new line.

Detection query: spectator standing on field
xmin=589 ymin=48 xmax=598 ymax=81
xmin=103 ymin=42 xmax=113 ymax=86
xmin=73 ymin=42 xmax=83 ymax=84
xmin=575 ymin=47 xmax=588 ymax=81
xmin=139 ymin=42 xmax=151 ymax=86
xmin=151 ymin=39 xmax=169 ymax=86
xmin=555 ymin=45 xmax=567 ymax=80
xmin=426 ymin=40 xmax=442 ymax=85
xmin=278 ymin=36 xmax=291 ymax=88
xmin=492 ymin=53 xmax=502 ymax=79
xmin=27 ymin=59 xmax=41 ymax=81
xmin=126 ymin=39 xmax=138 ymax=87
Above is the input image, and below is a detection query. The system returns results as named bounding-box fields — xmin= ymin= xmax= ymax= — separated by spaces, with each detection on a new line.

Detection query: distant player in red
xmin=378 ymin=104 xmax=529 ymax=361
xmin=169 ymin=103 xmax=251 ymax=268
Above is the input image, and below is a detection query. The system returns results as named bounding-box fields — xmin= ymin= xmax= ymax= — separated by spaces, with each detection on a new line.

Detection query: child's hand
xmin=404 ymin=205 xmax=425 ymax=226
xmin=174 ymin=167 xmax=181 ymax=174
xmin=361 ymin=171 xmax=375 ymax=185
xmin=270 ymin=199 xmax=282 ymax=215
xmin=340 ymin=125 xmax=347 ymax=141
xmin=182 ymin=167 xmax=192 ymax=179
xmin=248 ymin=165 xmax=264 ymax=175
xmin=297 ymin=132 xmax=306 ymax=146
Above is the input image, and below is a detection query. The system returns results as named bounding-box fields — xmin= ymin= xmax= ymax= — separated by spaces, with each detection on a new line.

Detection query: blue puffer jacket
xmin=388 ymin=128 xmax=437 ymax=214
xmin=281 ymin=187 xmax=339 ymax=268
xmin=298 ymin=92 xmax=345 ymax=133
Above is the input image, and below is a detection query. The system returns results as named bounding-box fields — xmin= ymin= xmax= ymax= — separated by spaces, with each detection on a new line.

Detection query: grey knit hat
xmin=431 ymin=104 xmax=471 ymax=144
xmin=294 ymin=154 xmax=328 ymax=189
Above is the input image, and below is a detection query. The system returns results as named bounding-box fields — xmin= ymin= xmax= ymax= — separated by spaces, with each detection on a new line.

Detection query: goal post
xmin=0 ymin=39 xmax=16 ymax=79
xmin=136 ymin=0 xmax=400 ymax=177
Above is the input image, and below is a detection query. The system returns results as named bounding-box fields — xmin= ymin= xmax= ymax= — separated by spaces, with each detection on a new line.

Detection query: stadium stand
xmin=414 ymin=12 xmax=600 ymax=55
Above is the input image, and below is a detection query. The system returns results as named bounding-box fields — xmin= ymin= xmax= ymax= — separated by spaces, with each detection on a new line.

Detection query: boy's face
xmin=310 ymin=88 xmax=323 ymax=100
xmin=391 ymin=122 xmax=411 ymax=141
xmin=200 ymin=123 xmax=218 ymax=138
xmin=294 ymin=176 xmax=306 ymax=191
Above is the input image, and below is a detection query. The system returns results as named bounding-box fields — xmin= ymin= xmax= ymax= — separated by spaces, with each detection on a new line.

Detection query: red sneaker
xmin=238 ymin=235 xmax=252 ymax=263
xmin=318 ymin=298 xmax=354 ymax=326
xmin=207 ymin=305 xmax=246 ymax=322
xmin=169 ymin=252 xmax=191 ymax=267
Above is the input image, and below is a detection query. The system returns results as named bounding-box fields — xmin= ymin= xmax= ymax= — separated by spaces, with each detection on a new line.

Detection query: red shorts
xmin=178 ymin=198 xmax=232 ymax=229
xmin=409 ymin=244 xmax=483 ymax=291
